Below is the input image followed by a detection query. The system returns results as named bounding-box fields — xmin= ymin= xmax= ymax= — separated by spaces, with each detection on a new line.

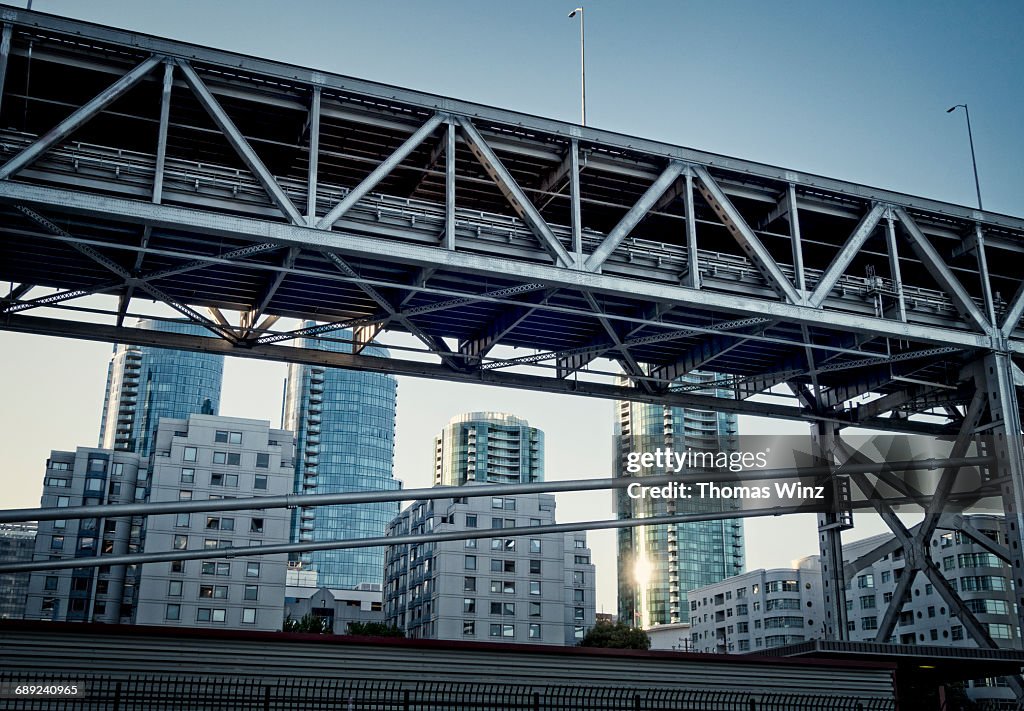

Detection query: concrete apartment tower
xmin=282 ymin=326 xmax=399 ymax=589
xmin=615 ymin=372 xmax=745 ymax=629
xmin=434 ymin=412 xmax=544 ymax=486
xmin=98 ymin=319 xmax=224 ymax=456
xmin=25 ymin=415 xmax=295 ymax=631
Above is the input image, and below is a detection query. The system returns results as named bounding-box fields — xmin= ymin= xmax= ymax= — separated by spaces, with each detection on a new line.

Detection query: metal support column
xmin=885 ymin=211 xmax=907 ymax=323
xmin=684 ymin=167 xmax=700 ymax=289
xmin=444 ymin=119 xmax=455 ymax=250
xmin=152 ymin=61 xmax=173 ymax=205
xmin=814 ymin=422 xmax=850 ymax=640
xmin=787 ymin=183 xmax=805 ymax=294
xmin=0 ymin=24 xmax=12 ymax=116
xmin=306 ymin=86 xmax=321 ymax=226
xmin=569 ymin=138 xmax=582 ymax=267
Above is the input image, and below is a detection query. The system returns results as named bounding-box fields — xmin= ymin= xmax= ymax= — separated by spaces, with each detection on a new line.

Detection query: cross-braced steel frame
xmin=0 ymin=4 xmax=1022 ymax=687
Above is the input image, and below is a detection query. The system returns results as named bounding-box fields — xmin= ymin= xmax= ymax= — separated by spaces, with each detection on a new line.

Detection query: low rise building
xmin=384 ymin=489 xmax=595 ymax=646
xmin=284 ymin=584 xmax=384 ymax=634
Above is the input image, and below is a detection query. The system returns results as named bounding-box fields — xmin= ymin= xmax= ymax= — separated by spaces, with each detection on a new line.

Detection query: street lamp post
xmin=946 ymin=103 xmax=983 ymax=210
xmin=568 ymin=7 xmax=586 ymax=125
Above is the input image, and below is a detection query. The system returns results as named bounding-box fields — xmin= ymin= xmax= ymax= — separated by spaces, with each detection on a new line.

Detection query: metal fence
xmin=0 ymin=674 xmax=894 ymax=711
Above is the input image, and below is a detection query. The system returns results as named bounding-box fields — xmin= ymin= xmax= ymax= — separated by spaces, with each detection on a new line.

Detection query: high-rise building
xmin=615 ymin=372 xmax=744 ymax=628
xmin=384 ymin=491 xmax=596 ymax=645
xmin=98 ymin=319 xmax=224 ymax=456
xmin=282 ymin=328 xmax=399 ymax=589
xmin=24 ymin=415 xmax=294 ymax=632
xmin=0 ymin=522 xmax=37 ymax=620
xmin=433 ymin=412 xmax=544 ymax=486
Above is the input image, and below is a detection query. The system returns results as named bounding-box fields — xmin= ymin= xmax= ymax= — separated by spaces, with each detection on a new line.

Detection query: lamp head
xmin=569 ymin=7 xmax=582 ymax=17
xmin=947 ymin=104 xmax=966 ymax=113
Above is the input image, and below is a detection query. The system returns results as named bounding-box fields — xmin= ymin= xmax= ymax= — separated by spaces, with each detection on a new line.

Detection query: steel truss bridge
xmin=0 ymin=4 xmax=1022 ymax=690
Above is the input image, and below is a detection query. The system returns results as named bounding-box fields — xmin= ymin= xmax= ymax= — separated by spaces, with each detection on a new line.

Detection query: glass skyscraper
xmin=433 ymin=412 xmax=544 ymax=486
xmin=283 ymin=327 xmax=399 ymax=589
xmin=98 ymin=319 xmax=224 ymax=456
xmin=615 ymin=372 xmax=744 ymax=628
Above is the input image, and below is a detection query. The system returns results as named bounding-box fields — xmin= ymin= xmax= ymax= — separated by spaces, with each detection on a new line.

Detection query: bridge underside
xmin=0 ymin=5 xmax=1023 ymax=680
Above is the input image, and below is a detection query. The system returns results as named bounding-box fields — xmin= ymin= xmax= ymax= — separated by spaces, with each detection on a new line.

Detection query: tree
xmin=282 ymin=613 xmax=330 ymax=634
xmin=578 ymin=620 xmax=650 ymax=650
xmin=346 ymin=621 xmax=406 ymax=638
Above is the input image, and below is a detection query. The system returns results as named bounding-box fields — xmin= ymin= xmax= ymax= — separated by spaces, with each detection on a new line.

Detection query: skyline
xmin=1 ymin=0 xmax=1022 ymax=617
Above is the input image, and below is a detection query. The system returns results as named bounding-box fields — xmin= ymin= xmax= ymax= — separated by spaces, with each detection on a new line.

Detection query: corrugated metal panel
xmin=0 ymin=625 xmax=896 ymax=704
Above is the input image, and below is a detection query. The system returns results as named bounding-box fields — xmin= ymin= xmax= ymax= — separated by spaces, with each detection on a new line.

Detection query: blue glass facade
xmin=98 ymin=319 xmax=223 ymax=456
xmin=283 ymin=328 xmax=398 ymax=589
xmin=615 ymin=372 xmax=745 ymax=627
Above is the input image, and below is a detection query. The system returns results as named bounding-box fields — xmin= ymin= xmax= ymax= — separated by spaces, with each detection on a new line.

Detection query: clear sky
xmin=1 ymin=0 xmax=1022 ymax=615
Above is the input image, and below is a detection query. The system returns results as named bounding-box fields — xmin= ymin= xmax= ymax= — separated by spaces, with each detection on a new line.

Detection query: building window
xmin=574 ymin=626 xmax=585 ymax=640
xmin=574 ymin=555 xmax=589 ymax=564
xmin=166 ymin=604 xmax=180 ymax=621
xmin=574 ymin=540 xmax=585 ymax=549
xmin=244 ymin=585 xmax=258 ymax=601
xmin=241 ymin=608 xmax=256 ymax=624
xmin=530 ymin=539 xmax=542 ymax=554
xmin=464 ymin=577 xmax=476 ymax=592
xmin=179 ymin=490 xmax=193 ymax=501
xmin=951 ymin=626 xmax=964 ymax=641
xmin=180 ymin=468 xmax=195 ymax=483
xmin=206 ymin=517 xmax=234 ymax=531
xmin=861 ymin=616 xmax=878 ymax=631
xmin=250 ymin=518 xmax=265 ymax=534
xmin=168 ymin=581 xmax=182 ymax=597
xmin=44 ymin=576 xmax=58 ymax=591
xmin=465 ymin=555 xmax=477 ymax=571
xmin=464 ymin=598 xmax=475 ymax=614
xmin=183 ymin=447 xmax=197 ymax=462
xmin=212 ymin=609 xmax=226 ymax=623
xmin=573 ymin=589 xmax=584 ymax=602
xmin=255 ymin=453 xmax=270 ymax=469
xmin=860 ymin=595 xmax=876 ymax=610
xmin=254 ymin=475 xmax=268 ymax=490
xmin=173 ymin=535 xmax=188 ymax=550
xmin=529 ymin=624 xmax=541 ymax=639
xmin=465 ymin=538 xmax=477 ymax=549
xmin=489 ymin=624 xmax=514 ymax=638
xmin=530 ymin=581 xmax=542 ymax=596
xmin=246 ymin=562 xmax=260 ymax=577
xmin=175 ymin=513 xmax=190 ymax=527
xmin=529 ymin=602 xmax=542 ymax=618
xmin=50 ymin=535 xmax=64 ymax=550
xmin=573 ymin=571 xmax=585 ymax=585
xmin=210 ymin=473 xmax=238 ymax=487
xmin=857 ymin=574 xmax=874 ymax=588
xmin=197 ymin=608 xmax=212 ymax=622
xmin=530 ymin=560 xmax=542 ymax=575
xmin=573 ymin=607 xmax=585 ymax=621
xmin=171 ymin=560 xmax=185 ymax=574
xmin=466 ymin=515 xmax=477 ymax=528
xmin=463 ymin=621 xmax=475 ymax=636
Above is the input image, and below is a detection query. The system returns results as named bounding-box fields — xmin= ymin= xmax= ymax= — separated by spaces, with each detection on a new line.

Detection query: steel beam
xmin=316 ymin=112 xmax=444 ymax=230
xmin=152 ymin=61 xmax=173 ymax=205
xmin=584 ymin=161 xmax=684 ymax=272
xmin=175 ymin=59 xmax=304 ymax=226
xmin=444 ymin=119 xmax=455 ymax=249
xmin=240 ymin=247 xmax=300 ymax=340
xmin=787 ymin=184 xmax=806 ymax=293
xmin=306 ymin=86 xmax=321 ymax=225
xmin=569 ymin=139 xmax=582 ymax=266
xmin=684 ymin=168 xmax=700 ymax=289
xmin=458 ymin=288 xmax=558 ymax=363
xmin=808 ymin=204 xmax=884 ymax=308
xmin=457 ymin=116 xmax=574 ymax=268
xmin=0 ymin=24 xmax=12 ymax=117
xmin=692 ymin=165 xmax=802 ymax=305
xmin=894 ymin=207 xmax=990 ymax=333
xmin=1002 ymin=281 xmax=1024 ymax=339
xmin=884 ymin=214 xmax=907 ymax=322
xmin=813 ymin=424 xmax=849 ymax=641
xmin=0 ymin=54 xmax=162 ymax=180
xmin=0 ymin=181 xmax=1011 ymax=354
xmin=6 ymin=5 xmax=1024 ymax=235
